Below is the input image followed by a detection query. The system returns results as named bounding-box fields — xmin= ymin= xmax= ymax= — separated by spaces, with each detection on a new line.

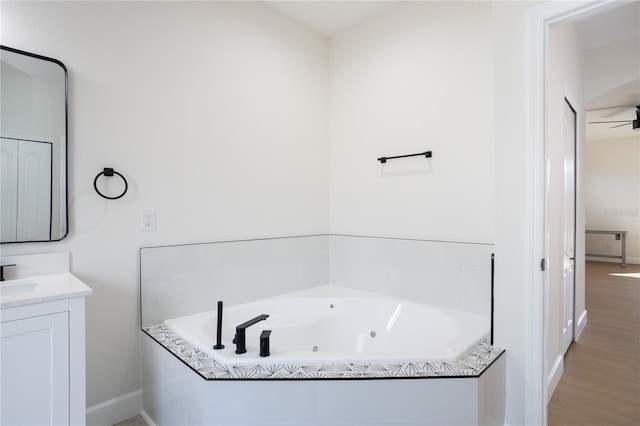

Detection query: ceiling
xmin=575 ymin=1 xmax=640 ymax=50
xmin=575 ymin=1 xmax=640 ymax=140
xmin=267 ymin=0 xmax=640 ymax=44
xmin=265 ymin=1 xmax=400 ymax=37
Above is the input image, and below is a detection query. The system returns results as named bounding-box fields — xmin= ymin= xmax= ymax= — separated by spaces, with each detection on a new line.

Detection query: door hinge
xmin=540 ymin=258 xmax=546 ymax=272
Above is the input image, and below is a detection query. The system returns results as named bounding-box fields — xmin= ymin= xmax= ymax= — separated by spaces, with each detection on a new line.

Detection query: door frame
xmin=561 ymin=94 xmax=577 ymax=353
xmin=526 ymin=1 xmax=627 ymax=424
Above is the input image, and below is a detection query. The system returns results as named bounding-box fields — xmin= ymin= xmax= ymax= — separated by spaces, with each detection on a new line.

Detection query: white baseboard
xmin=546 ymin=355 xmax=564 ymax=403
xmin=140 ymin=410 xmax=157 ymax=426
xmin=575 ymin=309 xmax=588 ymax=341
xmin=86 ymin=389 xmax=142 ymax=426
xmin=585 ymin=256 xmax=640 ymax=265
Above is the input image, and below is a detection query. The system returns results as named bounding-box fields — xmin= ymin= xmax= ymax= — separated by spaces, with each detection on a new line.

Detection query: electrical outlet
xmin=141 ymin=209 xmax=156 ymax=231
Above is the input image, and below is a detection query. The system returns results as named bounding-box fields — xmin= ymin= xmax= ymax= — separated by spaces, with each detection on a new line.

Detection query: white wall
xmin=1 ymin=0 xmax=329 ymax=416
xmin=328 ymin=1 xmax=494 ymax=243
xmin=546 ymin=21 xmax=586 ymax=398
xmin=492 ymin=1 xmax=544 ymax=424
xmin=1 ymin=2 xmax=569 ymax=425
xmin=585 ymin=135 xmax=640 ymax=263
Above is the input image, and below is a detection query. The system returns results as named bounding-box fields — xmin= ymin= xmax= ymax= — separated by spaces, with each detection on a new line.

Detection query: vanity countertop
xmin=0 ymin=272 xmax=92 ymax=309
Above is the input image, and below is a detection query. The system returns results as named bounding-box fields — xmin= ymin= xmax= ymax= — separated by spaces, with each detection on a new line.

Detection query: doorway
xmin=533 ymin=1 xmax=639 ymax=424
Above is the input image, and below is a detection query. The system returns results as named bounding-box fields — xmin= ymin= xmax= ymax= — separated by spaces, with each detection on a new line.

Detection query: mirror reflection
xmin=1 ymin=46 xmax=67 ymax=243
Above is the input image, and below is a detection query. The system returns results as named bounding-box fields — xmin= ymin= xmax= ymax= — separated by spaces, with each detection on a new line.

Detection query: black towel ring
xmin=94 ymin=168 xmax=128 ymax=200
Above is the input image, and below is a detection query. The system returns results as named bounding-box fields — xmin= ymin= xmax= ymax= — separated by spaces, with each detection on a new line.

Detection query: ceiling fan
xmin=588 ymin=105 xmax=640 ymax=130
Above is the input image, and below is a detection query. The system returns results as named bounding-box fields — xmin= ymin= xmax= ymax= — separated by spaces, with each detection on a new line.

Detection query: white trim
xmin=525 ymin=4 xmax=548 ymax=425
xmin=546 ymin=355 xmax=564 ymax=403
xmin=0 ymin=132 xmax=55 ymax=143
xmin=140 ymin=410 xmax=157 ymax=426
xmin=585 ymin=256 xmax=640 ymax=265
xmin=575 ymin=309 xmax=588 ymax=341
xmin=86 ymin=389 xmax=142 ymax=426
xmin=69 ymin=297 xmax=87 ymax=426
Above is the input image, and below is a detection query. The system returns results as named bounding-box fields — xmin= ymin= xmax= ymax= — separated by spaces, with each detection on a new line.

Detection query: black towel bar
xmin=377 ymin=150 xmax=432 ymax=163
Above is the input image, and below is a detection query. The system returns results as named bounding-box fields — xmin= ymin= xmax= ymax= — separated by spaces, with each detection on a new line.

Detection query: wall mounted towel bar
xmin=377 ymin=150 xmax=432 ymax=163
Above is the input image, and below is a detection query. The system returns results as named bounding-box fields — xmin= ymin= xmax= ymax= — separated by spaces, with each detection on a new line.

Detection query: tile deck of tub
xmin=143 ymin=324 xmax=504 ymax=380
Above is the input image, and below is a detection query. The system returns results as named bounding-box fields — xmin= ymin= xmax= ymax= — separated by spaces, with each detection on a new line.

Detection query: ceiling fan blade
xmin=608 ymin=122 xmax=631 ymax=129
xmin=588 ymin=120 xmax=633 ymax=124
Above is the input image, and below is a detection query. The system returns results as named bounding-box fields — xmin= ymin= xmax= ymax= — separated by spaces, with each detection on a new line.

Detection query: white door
xmin=17 ymin=140 xmax=52 ymax=241
xmin=0 ymin=138 xmax=18 ymax=242
xmin=0 ymin=138 xmax=52 ymax=242
xmin=561 ymin=99 xmax=576 ymax=354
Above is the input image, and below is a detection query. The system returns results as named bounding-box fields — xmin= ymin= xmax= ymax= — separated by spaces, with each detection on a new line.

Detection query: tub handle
xmin=260 ymin=330 xmax=271 ymax=357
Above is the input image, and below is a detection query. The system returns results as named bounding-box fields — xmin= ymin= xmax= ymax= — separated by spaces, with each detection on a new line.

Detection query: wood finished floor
xmin=548 ymin=261 xmax=640 ymax=426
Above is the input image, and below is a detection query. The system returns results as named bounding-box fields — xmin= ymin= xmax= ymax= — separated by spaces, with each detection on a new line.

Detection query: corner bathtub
xmin=145 ymin=286 xmax=501 ymax=380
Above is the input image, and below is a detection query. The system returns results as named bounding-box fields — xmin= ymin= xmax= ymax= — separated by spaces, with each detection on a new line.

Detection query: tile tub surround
xmin=140 ymin=235 xmax=331 ymax=328
xmin=140 ymin=234 xmax=494 ymax=328
xmin=141 ymin=333 xmax=506 ymax=426
xmin=143 ymin=324 xmax=503 ymax=380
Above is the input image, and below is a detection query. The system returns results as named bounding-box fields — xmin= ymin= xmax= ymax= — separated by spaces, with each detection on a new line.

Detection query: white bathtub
xmin=163 ymin=285 xmax=489 ymax=366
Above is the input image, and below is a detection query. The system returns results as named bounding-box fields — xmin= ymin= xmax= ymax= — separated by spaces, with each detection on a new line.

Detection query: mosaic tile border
xmin=143 ymin=324 xmax=504 ymax=380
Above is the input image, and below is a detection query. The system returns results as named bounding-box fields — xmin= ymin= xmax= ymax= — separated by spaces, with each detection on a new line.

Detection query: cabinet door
xmin=1 ymin=312 xmax=70 ymax=426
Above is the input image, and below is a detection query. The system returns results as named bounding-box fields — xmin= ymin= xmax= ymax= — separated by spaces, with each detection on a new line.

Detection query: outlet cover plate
xmin=141 ymin=209 xmax=156 ymax=231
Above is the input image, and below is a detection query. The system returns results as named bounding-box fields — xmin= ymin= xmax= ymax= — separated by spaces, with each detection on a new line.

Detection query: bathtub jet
xmin=234 ymin=314 xmax=269 ymax=354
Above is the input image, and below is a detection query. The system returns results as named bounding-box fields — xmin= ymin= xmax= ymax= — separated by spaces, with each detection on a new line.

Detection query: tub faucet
xmin=234 ymin=314 xmax=269 ymax=354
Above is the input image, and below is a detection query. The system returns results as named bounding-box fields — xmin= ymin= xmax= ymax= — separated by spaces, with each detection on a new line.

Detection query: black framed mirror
xmin=1 ymin=45 xmax=68 ymax=243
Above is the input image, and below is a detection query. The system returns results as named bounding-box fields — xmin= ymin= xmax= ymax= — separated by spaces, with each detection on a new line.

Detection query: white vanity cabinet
xmin=0 ymin=272 xmax=92 ymax=426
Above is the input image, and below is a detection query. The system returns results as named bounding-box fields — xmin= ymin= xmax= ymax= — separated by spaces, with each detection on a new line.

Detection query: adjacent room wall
xmin=1 ymin=1 xmax=329 ymax=419
xmin=582 ymin=23 xmax=639 ymax=266
xmin=328 ymin=1 xmax=494 ymax=244
xmin=585 ymin=135 xmax=640 ymax=263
